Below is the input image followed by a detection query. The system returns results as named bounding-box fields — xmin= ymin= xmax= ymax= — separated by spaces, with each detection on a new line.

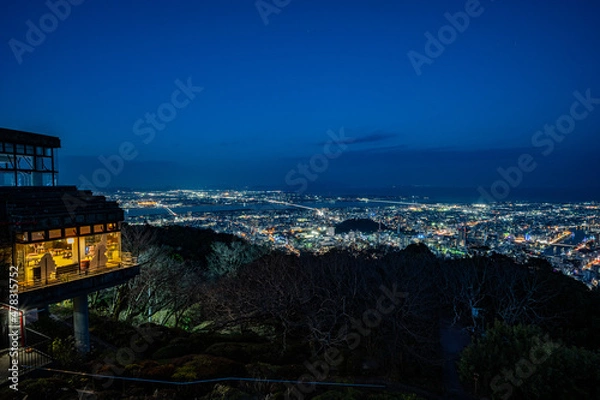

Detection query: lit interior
xmin=14 ymin=228 xmax=121 ymax=287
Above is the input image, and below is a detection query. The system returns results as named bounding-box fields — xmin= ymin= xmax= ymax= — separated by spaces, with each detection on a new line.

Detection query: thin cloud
xmin=317 ymin=130 xmax=398 ymax=146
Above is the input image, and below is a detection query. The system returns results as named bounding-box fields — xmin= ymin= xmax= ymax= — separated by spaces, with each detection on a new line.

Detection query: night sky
xmin=1 ymin=0 xmax=599 ymax=200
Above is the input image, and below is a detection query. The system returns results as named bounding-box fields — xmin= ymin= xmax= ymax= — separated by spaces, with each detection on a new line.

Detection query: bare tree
xmin=110 ymin=246 xmax=194 ymax=325
xmin=121 ymin=224 xmax=158 ymax=258
xmin=206 ymin=241 xmax=267 ymax=279
xmin=441 ymin=257 xmax=491 ymax=329
xmin=488 ymin=264 xmax=561 ymax=326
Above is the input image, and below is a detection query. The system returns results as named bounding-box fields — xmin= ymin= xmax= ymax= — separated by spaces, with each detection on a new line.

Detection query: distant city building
xmin=398 ymin=232 xmax=411 ymax=249
xmin=459 ymin=225 xmax=468 ymax=248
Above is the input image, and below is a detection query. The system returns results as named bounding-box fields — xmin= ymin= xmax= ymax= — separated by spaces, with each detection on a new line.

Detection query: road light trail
xmin=264 ymin=199 xmax=320 ymax=212
xmin=358 ymin=198 xmax=428 ymax=207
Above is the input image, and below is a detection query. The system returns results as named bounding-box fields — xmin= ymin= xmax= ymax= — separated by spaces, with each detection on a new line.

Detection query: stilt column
xmin=73 ymin=295 xmax=90 ymax=353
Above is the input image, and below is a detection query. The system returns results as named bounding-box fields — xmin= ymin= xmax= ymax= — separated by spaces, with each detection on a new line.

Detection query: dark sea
xmin=308 ymin=186 xmax=599 ymax=204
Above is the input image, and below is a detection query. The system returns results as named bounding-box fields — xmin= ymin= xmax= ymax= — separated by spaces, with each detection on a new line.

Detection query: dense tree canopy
xmin=76 ymin=226 xmax=600 ymax=398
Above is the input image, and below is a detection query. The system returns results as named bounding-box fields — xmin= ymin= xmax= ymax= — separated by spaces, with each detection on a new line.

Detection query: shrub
xmin=123 ymin=362 xmax=143 ymax=377
xmin=170 ymin=353 xmax=197 ymax=367
xmin=144 ymin=363 xmax=176 ymax=380
xmin=277 ymin=364 xmax=306 ymax=379
xmin=312 ymin=389 xmax=360 ymax=400
xmin=172 ymin=363 xmax=199 ymax=381
xmin=458 ymin=320 xmax=600 ymax=399
xmin=200 ymin=384 xmax=253 ymax=399
xmin=122 ymin=359 xmax=175 ymax=380
xmin=245 ymin=362 xmax=281 ymax=378
xmin=152 ymin=343 xmax=191 ymax=360
xmin=19 ymin=377 xmax=77 ymax=400
xmin=50 ymin=336 xmax=82 ymax=368
xmin=368 ymin=393 xmax=426 ymax=400
xmin=205 ymin=342 xmax=276 ymax=363
xmin=310 ymin=390 xmax=426 ymax=400
xmin=172 ymin=354 xmax=246 ymax=381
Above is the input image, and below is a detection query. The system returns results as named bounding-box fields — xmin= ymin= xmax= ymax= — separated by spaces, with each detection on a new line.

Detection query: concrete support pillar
xmin=73 ymin=295 xmax=90 ymax=353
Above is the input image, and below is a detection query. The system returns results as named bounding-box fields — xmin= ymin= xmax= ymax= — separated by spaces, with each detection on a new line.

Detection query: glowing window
xmin=31 ymin=231 xmax=45 ymax=241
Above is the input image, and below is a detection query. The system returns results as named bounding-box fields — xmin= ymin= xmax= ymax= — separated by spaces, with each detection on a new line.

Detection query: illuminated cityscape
xmin=110 ymin=189 xmax=600 ymax=287
xmin=2 ymin=0 xmax=600 ymax=397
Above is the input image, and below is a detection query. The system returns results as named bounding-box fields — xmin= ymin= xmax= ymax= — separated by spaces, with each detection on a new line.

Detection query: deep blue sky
xmin=1 ymin=0 xmax=599 ymax=199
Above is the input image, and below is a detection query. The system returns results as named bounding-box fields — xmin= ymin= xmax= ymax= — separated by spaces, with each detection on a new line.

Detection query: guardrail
xmin=17 ymin=261 xmax=137 ymax=293
xmin=0 ymin=328 xmax=53 ymax=384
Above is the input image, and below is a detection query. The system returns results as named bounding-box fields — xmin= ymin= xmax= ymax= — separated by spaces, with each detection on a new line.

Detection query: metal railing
xmin=0 ymin=328 xmax=53 ymax=384
xmin=18 ymin=259 xmax=137 ymax=293
xmin=19 ymin=328 xmax=53 ymax=373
